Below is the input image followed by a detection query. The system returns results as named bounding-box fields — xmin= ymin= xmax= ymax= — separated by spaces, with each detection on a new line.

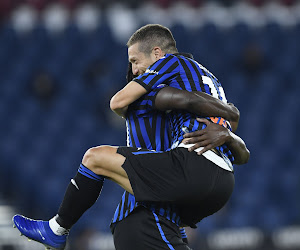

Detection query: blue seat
xmin=259 ymin=204 xmax=286 ymax=231
xmin=227 ymin=208 xmax=254 ymax=228
xmin=223 ymin=73 xmax=247 ymax=105
xmin=171 ymin=23 xmax=192 ymax=52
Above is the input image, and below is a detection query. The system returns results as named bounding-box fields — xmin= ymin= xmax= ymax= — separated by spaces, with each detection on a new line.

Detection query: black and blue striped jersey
xmin=125 ymin=87 xmax=170 ymax=151
xmin=110 ymin=86 xmax=181 ymax=230
xmin=111 ymin=53 xmax=234 ymax=231
xmin=134 ymin=53 xmax=234 ymax=162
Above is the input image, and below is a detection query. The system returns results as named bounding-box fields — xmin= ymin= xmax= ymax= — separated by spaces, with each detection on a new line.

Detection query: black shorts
xmin=117 ymin=147 xmax=235 ymax=227
xmin=113 ymin=206 xmax=191 ymax=250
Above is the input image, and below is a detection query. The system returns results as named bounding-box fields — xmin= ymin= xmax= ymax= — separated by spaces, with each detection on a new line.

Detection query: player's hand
xmin=183 ymin=118 xmax=230 ymax=155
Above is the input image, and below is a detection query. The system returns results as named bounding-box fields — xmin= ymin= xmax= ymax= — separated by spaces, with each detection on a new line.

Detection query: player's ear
xmin=153 ymin=47 xmax=163 ymax=59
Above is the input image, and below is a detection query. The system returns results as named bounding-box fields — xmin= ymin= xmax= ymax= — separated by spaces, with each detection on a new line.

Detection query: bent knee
xmin=82 ymin=145 xmax=110 ymax=165
xmin=82 ymin=146 xmax=117 ymax=175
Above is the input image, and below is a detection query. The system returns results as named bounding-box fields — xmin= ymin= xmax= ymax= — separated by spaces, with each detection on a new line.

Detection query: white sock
xmin=49 ymin=216 xmax=69 ymax=236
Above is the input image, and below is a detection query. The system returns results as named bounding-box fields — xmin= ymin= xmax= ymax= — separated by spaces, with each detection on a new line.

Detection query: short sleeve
xmin=134 ymin=54 xmax=179 ymax=91
xmin=145 ymin=84 xmax=167 ymax=109
xmin=129 ymin=84 xmax=167 ymax=116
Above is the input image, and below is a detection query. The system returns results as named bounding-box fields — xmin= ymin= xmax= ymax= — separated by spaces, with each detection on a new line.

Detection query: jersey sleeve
xmin=145 ymin=84 xmax=167 ymax=109
xmin=128 ymin=84 xmax=167 ymax=117
xmin=134 ymin=55 xmax=179 ymax=91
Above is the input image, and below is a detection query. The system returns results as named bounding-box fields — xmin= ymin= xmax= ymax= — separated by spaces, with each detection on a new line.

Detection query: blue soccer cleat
xmin=12 ymin=214 xmax=67 ymax=250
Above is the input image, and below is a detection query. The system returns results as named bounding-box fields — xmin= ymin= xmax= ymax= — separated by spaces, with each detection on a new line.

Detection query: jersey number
xmin=202 ymin=76 xmax=227 ymax=103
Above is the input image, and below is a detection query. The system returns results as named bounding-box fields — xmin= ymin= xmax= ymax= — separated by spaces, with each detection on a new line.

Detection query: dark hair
xmin=127 ymin=24 xmax=178 ymax=55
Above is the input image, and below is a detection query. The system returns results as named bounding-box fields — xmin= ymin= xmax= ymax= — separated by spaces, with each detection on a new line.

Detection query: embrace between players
xmin=13 ymin=24 xmax=250 ymax=250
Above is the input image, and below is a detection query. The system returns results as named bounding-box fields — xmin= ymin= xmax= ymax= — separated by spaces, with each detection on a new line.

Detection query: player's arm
xmin=111 ymin=57 xmax=179 ymax=118
xmin=154 ymin=86 xmax=239 ymax=131
xmin=110 ymin=81 xmax=147 ymax=117
xmin=154 ymin=87 xmax=249 ymax=164
xmin=183 ymin=118 xmax=250 ymax=165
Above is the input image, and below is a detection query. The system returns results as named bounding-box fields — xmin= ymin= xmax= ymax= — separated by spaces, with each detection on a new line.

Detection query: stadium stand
xmin=0 ymin=1 xmax=299 ymax=249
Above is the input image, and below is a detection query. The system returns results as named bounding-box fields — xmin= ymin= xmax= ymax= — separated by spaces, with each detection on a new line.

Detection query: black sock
xmin=56 ymin=164 xmax=104 ymax=229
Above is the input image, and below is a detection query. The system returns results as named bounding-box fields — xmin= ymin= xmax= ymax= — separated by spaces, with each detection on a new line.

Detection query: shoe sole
xmin=12 ymin=219 xmax=65 ymax=250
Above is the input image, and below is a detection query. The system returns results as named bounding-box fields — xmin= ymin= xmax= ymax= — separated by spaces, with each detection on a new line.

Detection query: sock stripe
xmin=78 ymin=164 xmax=104 ymax=182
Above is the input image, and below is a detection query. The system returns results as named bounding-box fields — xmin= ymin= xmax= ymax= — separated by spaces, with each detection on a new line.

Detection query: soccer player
xmin=111 ymin=60 xmax=242 ymax=250
xmin=13 ymin=24 xmax=250 ymax=250
xmin=110 ymin=25 xmax=249 ymax=249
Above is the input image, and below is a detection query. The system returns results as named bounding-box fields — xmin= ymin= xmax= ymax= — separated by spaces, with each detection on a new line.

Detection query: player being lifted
xmin=13 ymin=24 xmax=249 ymax=250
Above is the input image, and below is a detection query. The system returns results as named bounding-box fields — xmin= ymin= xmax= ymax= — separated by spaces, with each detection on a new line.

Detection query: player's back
xmin=167 ymin=54 xmax=234 ymax=162
xmin=132 ymin=53 xmax=234 ymax=162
